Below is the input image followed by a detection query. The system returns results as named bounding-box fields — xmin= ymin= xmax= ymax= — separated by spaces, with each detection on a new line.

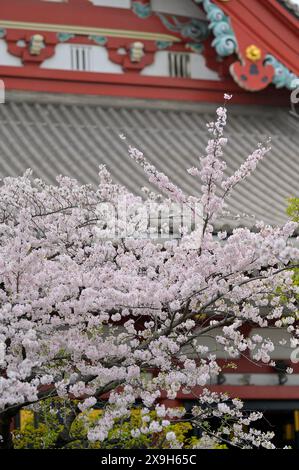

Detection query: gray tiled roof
xmin=0 ymin=92 xmax=298 ymax=229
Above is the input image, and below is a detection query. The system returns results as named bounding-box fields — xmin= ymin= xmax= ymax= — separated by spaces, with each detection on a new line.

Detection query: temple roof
xmin=0 ymin=0 xmax=297 ymax=98
xmin=0 ymin=91 xmax=298 ymax=229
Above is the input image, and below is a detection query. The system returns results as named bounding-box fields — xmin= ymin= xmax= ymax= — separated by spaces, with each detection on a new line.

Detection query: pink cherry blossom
xmin=0 ymin=105 xmax=298 ymax=449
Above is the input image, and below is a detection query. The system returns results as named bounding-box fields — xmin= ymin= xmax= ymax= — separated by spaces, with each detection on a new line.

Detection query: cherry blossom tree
xmin=1 ymin=96 xmax=299 ymax=449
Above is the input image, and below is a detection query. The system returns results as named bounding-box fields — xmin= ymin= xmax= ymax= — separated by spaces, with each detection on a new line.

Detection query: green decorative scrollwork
xmin=157 ymin=13 xmax=209 ymax=43
xmin=265 ymin=55 xmax=299 ymax=90
xmin=195 ymin=0 xmax=299 ymax=90
xmin=57 ymin=32 xmax=75 ymax=42
xmin=156 ymin=41 xmax=173 ymax=50
xmin=195 ymin=0 xmax=237 ymax=56
xmin=88 ymin=35 xmax=107 ymax=46
xmin=186 ymin=43 xmax=204 ymax=54
xmin=132 ymin=1 xmax=152 ymax=19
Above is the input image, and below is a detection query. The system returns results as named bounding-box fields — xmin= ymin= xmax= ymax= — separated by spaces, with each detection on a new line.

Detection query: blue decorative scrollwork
xmin=195 ymin=0 xmax=299 ymax=90
xmin=156 ymin=41 xmax=173 ymax=50
xmin=57 ymin=33 xmax=75 ymax=42
xmin=195 ymin=0 xmax=237 ymax=56
xmin=132 ymin=1 xmax=152 ymax=19
xmin=186 ymin=43 xmax=204 ymax=54
xmin=279 ymin=0 xmax=299 ymax=18
xmin=157 ymin=13 xmax=209 ymax=43
xmin=265 ymin=55 xmax=299 ymax=90
xmin=88 ymin=35 xmax=107 ymax=46
xmin=0 ymin=28 xmax=6 ymax=39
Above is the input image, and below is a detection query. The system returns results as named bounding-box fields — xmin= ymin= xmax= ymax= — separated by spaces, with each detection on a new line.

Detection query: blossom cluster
xmin=0 ymin=96 xmax=298 ymax=448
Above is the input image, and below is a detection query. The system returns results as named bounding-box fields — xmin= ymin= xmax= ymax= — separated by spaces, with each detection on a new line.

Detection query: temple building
xmin=0 ymin=0 xmax=299 ymax=447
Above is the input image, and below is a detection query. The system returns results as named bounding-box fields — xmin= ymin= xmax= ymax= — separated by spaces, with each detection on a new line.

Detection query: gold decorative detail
xmin=245 ymin=44 xmax=262 ymax=62
xmin=29 ymin=34 xmax=45 ymax=55
xmin=130 ymin=41 xmax=144 ymax=63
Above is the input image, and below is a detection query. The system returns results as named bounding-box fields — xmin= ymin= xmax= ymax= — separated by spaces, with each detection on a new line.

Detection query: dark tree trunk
xmin=0 ymin=414 xmax=14 ymax=449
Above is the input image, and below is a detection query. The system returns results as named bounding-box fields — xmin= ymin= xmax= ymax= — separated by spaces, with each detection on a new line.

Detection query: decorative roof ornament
xmin=156 ymin=13 xmax=210 ymax=42
xmin=230 ymin=60 xmax=274 ymax=92
xmin=132 ymin=1 xmax=152 ymax=19
xmin=279 ymin=0 xmax=299 ymax=17
xmin=57 ymin=33 xmax=75 ymax=42
xmin=29 ymin=34 xmax=45 ymax=56
xmin=195 ymin=0 xmax=299 ymax=91
xmin=194 ymin=0 xmax=237 ymax=56
xmin=129 ymin=41 xmax=145 ymax=62
xmin=245 ymin=45 xmax=262 ymax=62
xmin=56 ymin=33 xmax=107 ymax=47
xmin=156 ymin=41 xmax=173 ymax=50
xmin=265 ymin=55 xmax=299 ymax=89
xmin=186 ymin=43 xmax=204 ymax=54
xmin=88 ymin=35 xmax=107 ymax=46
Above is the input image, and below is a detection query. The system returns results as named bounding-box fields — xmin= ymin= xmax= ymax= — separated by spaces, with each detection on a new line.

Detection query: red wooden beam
xmin=176 ymin=385 xmax=299 ymax=400
xmin=0 ymin=0 xmax=181 ymax=40
xmin=218 ymin=359 xmax=299 ymax=374
xmin=0 ymin=65 xmax=290 ymax=105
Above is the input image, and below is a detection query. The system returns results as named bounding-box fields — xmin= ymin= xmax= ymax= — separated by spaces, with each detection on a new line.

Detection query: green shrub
xmin=12 ymin=399 xmax=225 ymax=449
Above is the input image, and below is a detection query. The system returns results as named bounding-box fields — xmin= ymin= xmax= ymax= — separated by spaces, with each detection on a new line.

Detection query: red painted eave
xmin=0 ymin=0 xmax=181 ymax=39
xmin=214 ymin=0 xmax=299 ymax=76
xmin=177 ymin=386 xmax=299 ymax=400
xmin=0 ymin=65 xmax=290 ymax=105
